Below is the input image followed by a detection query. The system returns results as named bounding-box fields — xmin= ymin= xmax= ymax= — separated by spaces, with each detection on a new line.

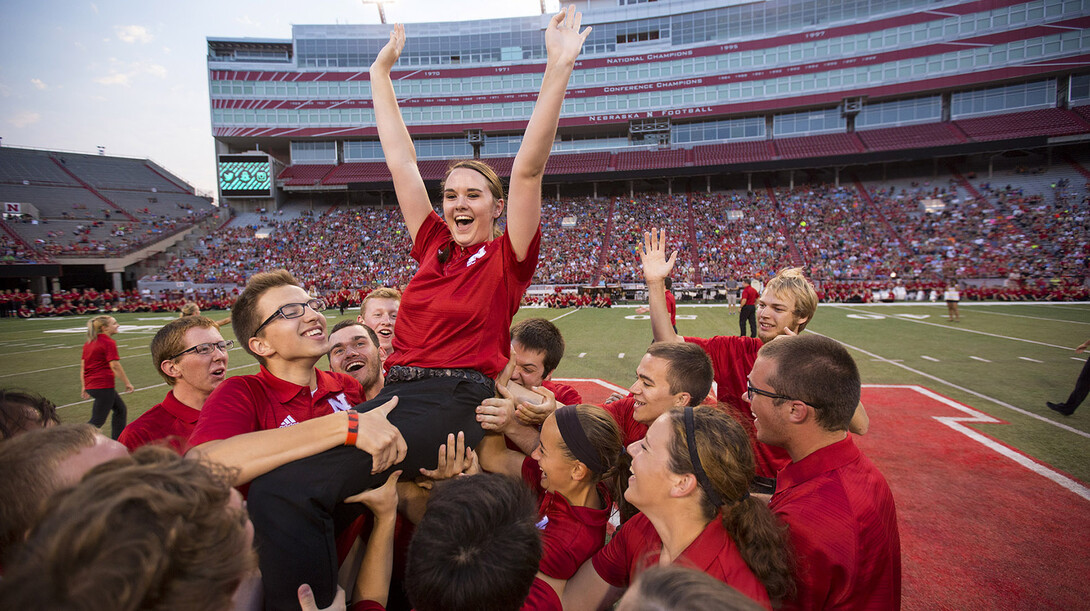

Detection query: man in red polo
xmin=118 ymin=316 xmax=229 ymax=453
xmin=750 ymin=335 xmax=900 ymax=610
xmin=187 ymin=270 xmax=405 ymax=486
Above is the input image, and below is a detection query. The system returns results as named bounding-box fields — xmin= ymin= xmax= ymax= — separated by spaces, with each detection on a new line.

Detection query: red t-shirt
xmin=741 ymin=285 xmax=759 ymax=306
xmin=522 ymin=457 xmax=609 ymax=580
xmin=387 ymin=213 xmax=540 ymax=378
xmin=82 ymin=334 xmax=119 ymax=389
xmin=665 ymin=290 xmax=677 ymax=326
xmin=189 ymin=367 xmax=364 ymax=446
xmin=683 ymin=335 xmax=791 ymax=478
xmin=520 ymin=577 xmax=562 ymax=611
xmin=542 ymin=379 xmax=582 ymax=406
xmin=592 ymin=512 xmax=771 ymax=609
xmin=118 ymin=390 xmax=200 ymax=453
xmin=771 ymin=436 xmax=901 ymax=611
xmin=601 ymin=397 xmax=649 ymax=446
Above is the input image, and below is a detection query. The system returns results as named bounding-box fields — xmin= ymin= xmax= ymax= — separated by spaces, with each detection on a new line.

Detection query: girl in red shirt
xmin=478 ymin=404 xmax=632 ymax=581
xmin=563 ymin=406 xmax=794 ymax=610
xmin=81 ymin=315 xmax=133 ymax=439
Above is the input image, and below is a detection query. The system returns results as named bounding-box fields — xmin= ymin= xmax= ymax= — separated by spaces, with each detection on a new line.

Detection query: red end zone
xmin=556 ymin=380 xmax=1090 ymax=608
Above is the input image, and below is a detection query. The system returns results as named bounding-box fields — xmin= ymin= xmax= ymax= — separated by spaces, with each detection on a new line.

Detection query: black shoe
xmin=1047 ymin=401 xmax=1076 ymax=416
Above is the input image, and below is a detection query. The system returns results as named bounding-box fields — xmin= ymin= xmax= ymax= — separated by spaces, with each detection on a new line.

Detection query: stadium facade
xmin=207 ymin=0 xmax=1090 ymax=209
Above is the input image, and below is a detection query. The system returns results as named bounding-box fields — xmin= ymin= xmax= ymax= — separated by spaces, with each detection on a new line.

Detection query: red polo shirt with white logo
xmin=118 ymin=390 xmax=200 ymax=453
xmin=189 ymin=366 xmax=364 ymax=446
xmin=601 ymin=396 xmax=649 ymax=447
xmin=592 ymin=512 xmax=771 ymax=609
xmin=387 ymin=212 xmax=540 ymax=378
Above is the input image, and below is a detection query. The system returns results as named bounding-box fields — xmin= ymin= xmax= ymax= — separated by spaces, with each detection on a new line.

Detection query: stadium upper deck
xmin=208 ymin=0 xmax=1090 ymax=203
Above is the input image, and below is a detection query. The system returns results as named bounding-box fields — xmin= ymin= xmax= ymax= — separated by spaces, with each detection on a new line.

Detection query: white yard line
xmin=810 ymin=332 xmax=1090 ymax=439
xmin=828 ymin=304 xmax=1071 ymax=350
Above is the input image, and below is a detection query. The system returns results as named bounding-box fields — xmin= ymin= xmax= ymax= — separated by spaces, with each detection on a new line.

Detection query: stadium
xmin=1 ymin=0 xmax=1089 ymax=609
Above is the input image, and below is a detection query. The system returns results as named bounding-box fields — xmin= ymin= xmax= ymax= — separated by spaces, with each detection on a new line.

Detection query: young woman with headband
xmin=562 ymin=405 xmax=794 ymax=610
xmin=478 ymin=403 xmax=631 ymax=581
xmin=80 ymin=315 xmax=133 ymax=439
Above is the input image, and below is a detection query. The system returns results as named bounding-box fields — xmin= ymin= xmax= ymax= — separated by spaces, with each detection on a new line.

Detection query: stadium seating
xmin=614 ymin=149 xmax=686 ymax=172
xmin=774 ymin=133 xmax=862 ymax=160
xmin=856 ymin=123 xmax=965 ymax=151
xmin=322 ymin=162 xmax=392 ymax=185
xmin=692 ymin=141 xmax=773 ymax=166
xmin=543 ymin=152 xmax=610 ymax=175
xmin=954 ymin=108 xmax=1087 ymax=142
xmin=278 ymin=164 xmax=335 ymax=186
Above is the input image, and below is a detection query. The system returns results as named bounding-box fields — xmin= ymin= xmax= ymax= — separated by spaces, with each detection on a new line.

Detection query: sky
xmin=0 ymin=0 xmax=564 ymax=200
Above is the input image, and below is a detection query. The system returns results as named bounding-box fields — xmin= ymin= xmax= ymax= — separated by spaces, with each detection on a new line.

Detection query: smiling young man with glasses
xmin=187 ymin=270 xmax=405 ymax=487
xmin=118 ymin=316 xmax=231 ymax=452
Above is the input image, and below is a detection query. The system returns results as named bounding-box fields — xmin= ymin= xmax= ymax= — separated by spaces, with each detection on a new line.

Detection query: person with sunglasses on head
xmin=187 ymin=270 xmax=405 ymax=488
xmin=118 ymin=316 xmax=233 ymax=453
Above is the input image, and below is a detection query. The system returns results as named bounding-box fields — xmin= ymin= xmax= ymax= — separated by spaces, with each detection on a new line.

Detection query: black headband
xmin=683 ymin=406 xmax=725 ymax=508
xmin=554 ymin=405 xmax=606 ymax=474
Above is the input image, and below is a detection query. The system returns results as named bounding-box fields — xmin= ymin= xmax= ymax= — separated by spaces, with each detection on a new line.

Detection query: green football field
xmin=1 ymin=301 xmax=1087 ymax=482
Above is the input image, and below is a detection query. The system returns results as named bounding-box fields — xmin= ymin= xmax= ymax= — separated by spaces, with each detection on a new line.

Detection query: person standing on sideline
xmin=943 ymin=282 xmax=960 ymax=322
xmin=1048 ymin=338 xmax=1090 ymax=416
xmin=740 ymin=280 xmax=759 ymax=337
xmin=81 ymin=315 xmax=133 ymax=439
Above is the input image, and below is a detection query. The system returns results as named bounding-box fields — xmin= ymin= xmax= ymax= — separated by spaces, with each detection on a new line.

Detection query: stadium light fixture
xmin=361 ymin=0 xmax=397 ymax=24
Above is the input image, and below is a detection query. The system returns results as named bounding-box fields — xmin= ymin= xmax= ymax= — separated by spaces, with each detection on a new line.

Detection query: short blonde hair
xmin=764 ymin=267 xmax=818 ymax=332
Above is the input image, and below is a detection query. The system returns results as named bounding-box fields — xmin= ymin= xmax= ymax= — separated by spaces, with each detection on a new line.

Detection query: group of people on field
xmin=0 ymin=11 xmax=901 ymax=610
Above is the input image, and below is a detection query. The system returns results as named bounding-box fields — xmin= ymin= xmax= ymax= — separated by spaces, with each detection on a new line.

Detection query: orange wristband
xmin=345 ymin=411 xmax=359 ymax=447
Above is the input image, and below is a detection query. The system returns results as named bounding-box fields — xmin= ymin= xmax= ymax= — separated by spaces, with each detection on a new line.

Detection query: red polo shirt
xmin=521 ymin=578 xmax=562 ymax=610
xmin=601 ymin=397 xmax=649 ymax=446
xmin=189 ymin=367 xmax=364 ymax=446
xmin=542 ymin=379 xmax=582 ymax=406
xmin=684 ymin=335 xmax=791 ymax=478
xmin=522 ymin=457 xmax=609 ymax=580
xmin=592 ymin=512 xmax=771 ymax=609
xmin=82 ymin=334 xmax=119 ymax=389
xmin=387 ymin=212 xmax=540 ymax=378
xmin=118 ymin=390 xmax=200 ymax=453
xmin=771 ymin=435 xmax=901 ymax=611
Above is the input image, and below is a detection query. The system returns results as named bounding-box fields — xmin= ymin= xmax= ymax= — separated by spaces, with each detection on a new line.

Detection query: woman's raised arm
xmin=370 ymin=24 xmax=433 ymax=243
xmin=507 ymin=6 xmax=591 ymax=261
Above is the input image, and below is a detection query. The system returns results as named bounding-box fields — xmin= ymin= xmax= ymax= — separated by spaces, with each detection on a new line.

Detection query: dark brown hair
xmin=511 ymin=317 xmax=566 ymax=377
xmin=0 ymin=446 xmax=255 ymax=610
xmin=0 ymin=388 xmax=60 ymax=440
xmin=665 ymin=406 xmax=795 ymax=602
xmin=757 ymin=334 xmax=860 ymax=432
xmin=624 ymin=564 xmax=767 ymax=611
xmin=645 ymin=342 xmax=714 ymax=406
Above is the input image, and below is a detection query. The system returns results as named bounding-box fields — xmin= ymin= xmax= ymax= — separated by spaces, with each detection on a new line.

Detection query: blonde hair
xmin=764 ymin=267 xmax=819 ymax=332
xmin=86 ymin=315 xmax=113 ymax=343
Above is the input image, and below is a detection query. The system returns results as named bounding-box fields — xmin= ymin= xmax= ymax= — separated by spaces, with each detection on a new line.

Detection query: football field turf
xmin=2 ymin=300 xmax=1087 ymax=482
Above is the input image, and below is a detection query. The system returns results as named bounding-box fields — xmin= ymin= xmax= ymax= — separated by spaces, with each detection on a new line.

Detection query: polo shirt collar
xmin=257 ymin=365 xmax=312 ymax=403
xmin=160 ymin=390 xmax=201 ymax=425
xmin=677 ymin=514 xmax=732 ymax=572
xmin=775 ymin=435 xmax=860 ymax=494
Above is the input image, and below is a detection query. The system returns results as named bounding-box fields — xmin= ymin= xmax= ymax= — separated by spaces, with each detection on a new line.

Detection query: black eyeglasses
xmin=746 ymin=382 xmax=795 ymax=403
xmin=253 ymin=299 xmax=326 ymax=336
xmin=170 ymin=340 xmax=235 ymax=360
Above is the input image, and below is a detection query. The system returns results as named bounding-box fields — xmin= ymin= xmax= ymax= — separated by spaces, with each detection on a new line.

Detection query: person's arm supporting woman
xmin=506 ymin=6 xmax=591 ymax=262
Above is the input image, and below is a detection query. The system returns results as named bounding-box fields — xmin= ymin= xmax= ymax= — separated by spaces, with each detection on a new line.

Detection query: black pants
xmin=740 ymin=304 xmax=757 ymax=337
xmin=246 ymin=376 xmax=493 ymax=611
xmin=86 ymin=388 xmax=127 ymax=439
xmin=1059 ymin=356 xmax=1090 ymax=412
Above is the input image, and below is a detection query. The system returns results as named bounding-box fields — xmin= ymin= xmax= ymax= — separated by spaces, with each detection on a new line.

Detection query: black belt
xmin=386 ymin=365 xmax=495 ymax=394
